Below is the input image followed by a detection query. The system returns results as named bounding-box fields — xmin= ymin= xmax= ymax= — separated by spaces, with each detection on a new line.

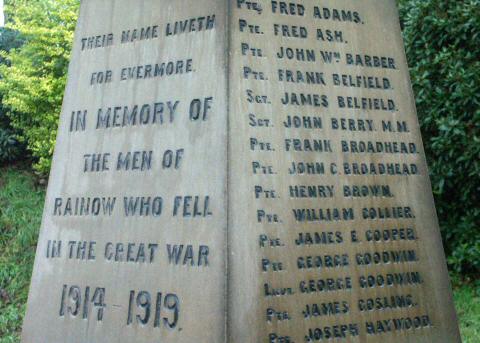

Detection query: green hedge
xmin=399 ymin=0 xmax=480 ymax=274
xmin=0 ymin=0 xmax=78 ymax=172
xmin=0 ymin=28 xmax=25 ymax=165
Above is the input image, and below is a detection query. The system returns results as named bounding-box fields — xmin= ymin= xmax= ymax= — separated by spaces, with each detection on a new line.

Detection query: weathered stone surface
xmin=22 ymin=1 xmax=227 ymax=342
xmin=22 ymin=1 xmax=460 ymax=342
xmin=227 ymin=1 xmax=460 ymax=342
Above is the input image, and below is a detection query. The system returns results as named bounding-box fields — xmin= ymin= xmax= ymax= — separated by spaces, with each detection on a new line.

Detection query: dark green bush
xmin=0 ymin=28 xmax=25 ymax=165
xmin=0 ymin=127 xmax=23 ymax=164
xmin=399 ymin=0 xmax=480 ymax=274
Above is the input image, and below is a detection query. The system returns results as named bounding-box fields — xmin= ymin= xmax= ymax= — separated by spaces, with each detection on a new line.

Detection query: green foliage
xmin=0 ymin=168 xmax=45 ymax=342
xmin=399 ymin=0 xmax=480 ymax=274
xmin=0 ymin=0 xmax=79 ymax=174
xmin=453 ymin=281 xmax=480 ymax=342
xmin=0 ymin=106 xmax=23 ymax=165
xmin=0 ymin=28 xmax=25 ymax=165
xmin=0 ymin=28 xmax=24 ymax=64
xmin=0 ymin=129 xmax=22 ymax=164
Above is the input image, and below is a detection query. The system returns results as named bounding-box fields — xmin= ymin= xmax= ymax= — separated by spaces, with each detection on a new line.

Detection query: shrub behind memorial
xmin=399 ymin=0 xmax=480 ymax=275
xmin=0 ymin=0 xmax=79 ymax=173
xmin=0 ymin=27 xmax=25 ymax=164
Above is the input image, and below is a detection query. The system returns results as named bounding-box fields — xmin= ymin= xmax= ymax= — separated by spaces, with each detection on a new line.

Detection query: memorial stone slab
xmin=22 ymin=1 xmax=461 ymax=342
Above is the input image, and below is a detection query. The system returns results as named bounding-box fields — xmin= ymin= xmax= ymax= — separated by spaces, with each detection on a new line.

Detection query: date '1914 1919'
xmin=59 ymin=286 xmax=180 ymax=330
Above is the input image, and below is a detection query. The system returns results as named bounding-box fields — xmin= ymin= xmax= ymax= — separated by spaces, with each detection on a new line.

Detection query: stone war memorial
xmin=22 ymin=0 xmax=461 ymax=342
